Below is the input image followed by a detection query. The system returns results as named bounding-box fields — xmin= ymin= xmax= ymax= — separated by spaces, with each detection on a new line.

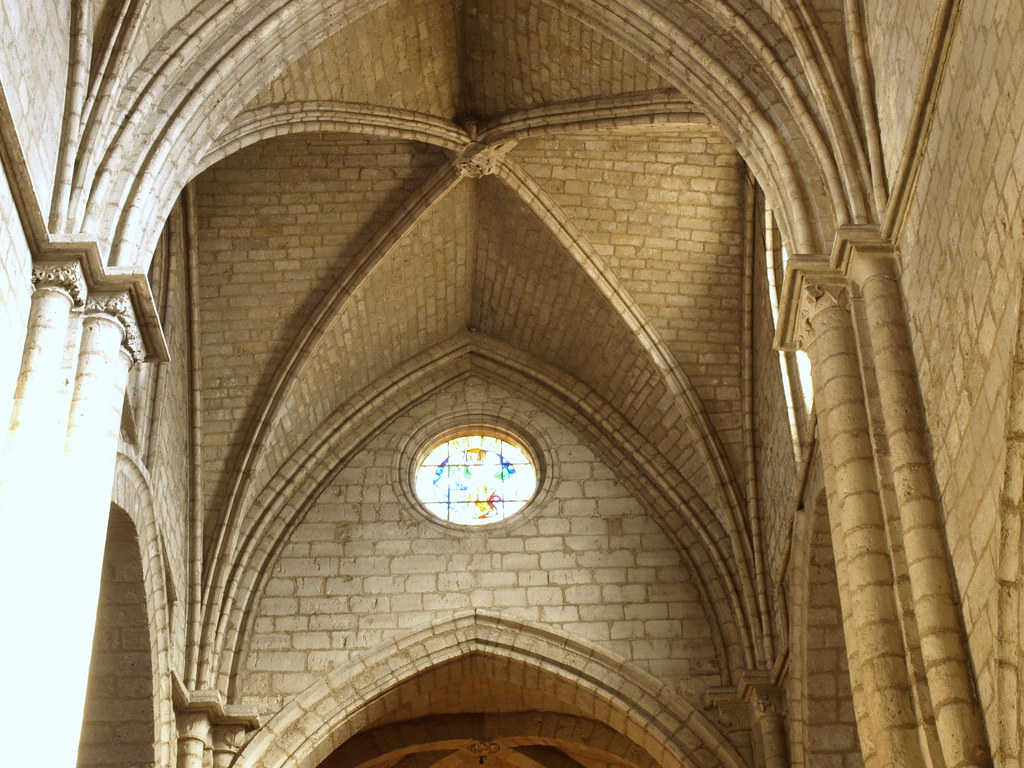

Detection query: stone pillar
xmin=791 ymin=274 xmax=925 ymax=768
xmin=6 ymin=261 xmax=86 ymax=456
xmin=850 ymin=247 xmax=992 ymax=768
xmin=751 ymin=689 xmax=789 ymax=768
xmin=178 ymin=712 xmax=212 ymax=768
xmin=212 ymin=724 xmax=250 ymax=768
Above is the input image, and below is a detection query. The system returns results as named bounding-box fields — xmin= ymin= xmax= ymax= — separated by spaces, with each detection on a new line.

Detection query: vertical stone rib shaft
xmin=858 ymin=261 xmax=992 ymax=768
xmin=804 ymin=290 xmax=926 ymax=768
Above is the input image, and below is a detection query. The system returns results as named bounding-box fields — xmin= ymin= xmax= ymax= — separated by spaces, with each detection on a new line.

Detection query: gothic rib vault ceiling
xmin=189 ymin=0 xmax=762 ymax=651
xmin=152 ymin=0 xmax=866 ymax=709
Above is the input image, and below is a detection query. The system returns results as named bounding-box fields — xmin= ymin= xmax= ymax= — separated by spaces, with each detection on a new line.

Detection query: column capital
xmin=84 ymin=290 xmax=146 ymax=365
xmin=31 ymin=259 xmax=87 ymax=306
xmin=774 ymin=255 xmax=849 ymax=352
xmin=40 ymin=238 xmax=170 ymax=363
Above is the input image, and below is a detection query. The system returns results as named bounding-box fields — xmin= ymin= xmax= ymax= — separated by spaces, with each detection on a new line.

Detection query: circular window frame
xmin=399 ymin=414 xmax=552 ymax=532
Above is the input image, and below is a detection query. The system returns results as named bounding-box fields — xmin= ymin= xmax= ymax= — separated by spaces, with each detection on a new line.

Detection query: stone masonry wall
xmin=864 ymin=0 xmax=941 ymax=187
xmin=237 ymin=375 xmax=724 ymax=715
xmin=138 ymin=201 xmax=195 ymax=671
xmin=0 ymin=0 xmax=69 ymax=214
xmin=889 ymin=2 xmax=1024 ymax=753
xmin=0 ymin=165 xmax=33 ymax=433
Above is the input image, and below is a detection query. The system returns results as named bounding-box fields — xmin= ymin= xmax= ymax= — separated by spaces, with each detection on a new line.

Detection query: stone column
xmin=6 ymin=260 xmax=86 ymax=457
xmin=61 ymin=291 xmax=144 ymax=768
xmin=793 ymin=275 xmax=925 ymax=768
xmin=212 ymin=724 xmax=250 ymax=768
xmin=751 ymin=688 xmax=789 ymax=768
xmin=851 ymin=248 xmax=992 ymax=768
xmin=0 ymin=261 xmax=90 ymax=768
xmin=178 ymin=712 xmax=212 ymax=768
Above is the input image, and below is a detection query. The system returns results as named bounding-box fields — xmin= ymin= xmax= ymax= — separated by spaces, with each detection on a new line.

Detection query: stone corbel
xmin=738 ymin=672 xmax=785 ymax=718
xmin=703 ymin=685 xmax=752 ymax=733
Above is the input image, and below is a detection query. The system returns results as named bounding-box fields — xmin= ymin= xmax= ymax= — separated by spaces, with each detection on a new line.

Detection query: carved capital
xmin=176 ymin=711 xmax=211 ymax=744
xmin=794 ymin=279 xmax=850 ymax=350
xmin=739 ymin=677 xmax=785 ymax=720
xmin=455 ymin=141 xmax=504 ymax=178
xmin=32 ymin=260 xmax=87 ymax=306
xmin=84 ymin=291 xmax=145 ymax=364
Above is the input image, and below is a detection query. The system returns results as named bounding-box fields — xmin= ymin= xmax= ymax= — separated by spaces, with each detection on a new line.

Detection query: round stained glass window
xmin=414 ymin=431 xmax=538 ymax=526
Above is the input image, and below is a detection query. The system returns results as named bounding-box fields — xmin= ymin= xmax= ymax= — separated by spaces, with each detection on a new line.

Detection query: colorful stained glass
xmin=415 ymin=434 xmax=537 ymax=525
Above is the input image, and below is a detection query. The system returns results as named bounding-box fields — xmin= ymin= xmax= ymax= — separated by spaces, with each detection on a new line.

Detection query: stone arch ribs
xmin=199 ymin=336 xmax=755 ymax=700
xmin=232 ymin=612 xmax=748 ymax=768
xmin=205 ymin=104 xmax=469 ymax=167
xmin=202 ymin=90 xmax=710 ymax=172
xmin=189 ymin=132 xmax=770 ymax=680
xmin=58 ymin=0 xmax=874 ymax=269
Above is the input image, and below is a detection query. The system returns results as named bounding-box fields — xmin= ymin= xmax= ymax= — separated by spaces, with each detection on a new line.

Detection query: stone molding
xmin=31 ymin=260 xmax=87 ymax=306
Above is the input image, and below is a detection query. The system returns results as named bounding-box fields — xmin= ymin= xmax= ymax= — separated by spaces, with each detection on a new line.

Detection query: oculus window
xmin=414 ymin=431 xmax=538 ymax=526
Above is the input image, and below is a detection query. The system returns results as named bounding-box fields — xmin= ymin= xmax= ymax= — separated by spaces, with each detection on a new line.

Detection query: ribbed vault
xmin=55 ymin=0 xmax=880 ymax=270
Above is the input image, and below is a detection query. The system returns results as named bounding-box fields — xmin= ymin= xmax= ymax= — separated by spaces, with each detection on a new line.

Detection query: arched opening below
xmin=77 ymin=508 xmax=156 ymax=768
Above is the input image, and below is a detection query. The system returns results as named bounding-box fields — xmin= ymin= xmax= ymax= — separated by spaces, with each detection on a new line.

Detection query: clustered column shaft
xmin=854 ymin=254 xmax=992 ymax=768
xmin=798 ymin=278 xmax=927 ymax=768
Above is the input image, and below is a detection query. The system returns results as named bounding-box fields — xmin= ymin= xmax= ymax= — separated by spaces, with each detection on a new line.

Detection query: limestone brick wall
xmin=195 ymin=134 xmax=448 ymax=524
xmin=893 ymin=1 xmax=1024 ymax=752
xmin=250 ymin=0 xmax=669 ymax=117
xmin=0 ymin=165 xmax=32 ymax=432
xmin=78 ymin=509 xmax=155 ymax=768
xmin=864 ymin=0 xmax=941 ymax=185
xmin=236 ymin=376 xmax=723 ymax=715
xmin=512 ymin=131 xmax=747 ymax=482
xmin=0 ymin=0 xmax=69 ymax=213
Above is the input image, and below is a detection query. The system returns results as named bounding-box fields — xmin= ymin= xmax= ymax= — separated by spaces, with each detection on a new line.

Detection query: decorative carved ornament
xmin=467 ymin=740 xmax=501 ymax=756
xmin=455 ymin=142 xmax=503 ymax=178
xmin=795 ymin=280 xmax=850 ymax=350
xmin=32 ymin=261 xmax=87 ymax=306
xmin=85 ymin=291 xmax=146 ymax=364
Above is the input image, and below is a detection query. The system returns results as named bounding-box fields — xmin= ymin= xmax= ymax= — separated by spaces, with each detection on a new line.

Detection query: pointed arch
xmin=196 ymin=335 xmax=756 ymax=696
xmin=63 ymin=0 xmax=868 ymax=269
xmin=232 ymin=612 xmax=747 ymax=768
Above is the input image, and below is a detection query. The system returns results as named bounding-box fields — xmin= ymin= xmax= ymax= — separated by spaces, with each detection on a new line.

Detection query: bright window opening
xmin=414 ymin=432 xmax=538 ymax=526
xmin=765 ymin=207 xmax=812 ymax=459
